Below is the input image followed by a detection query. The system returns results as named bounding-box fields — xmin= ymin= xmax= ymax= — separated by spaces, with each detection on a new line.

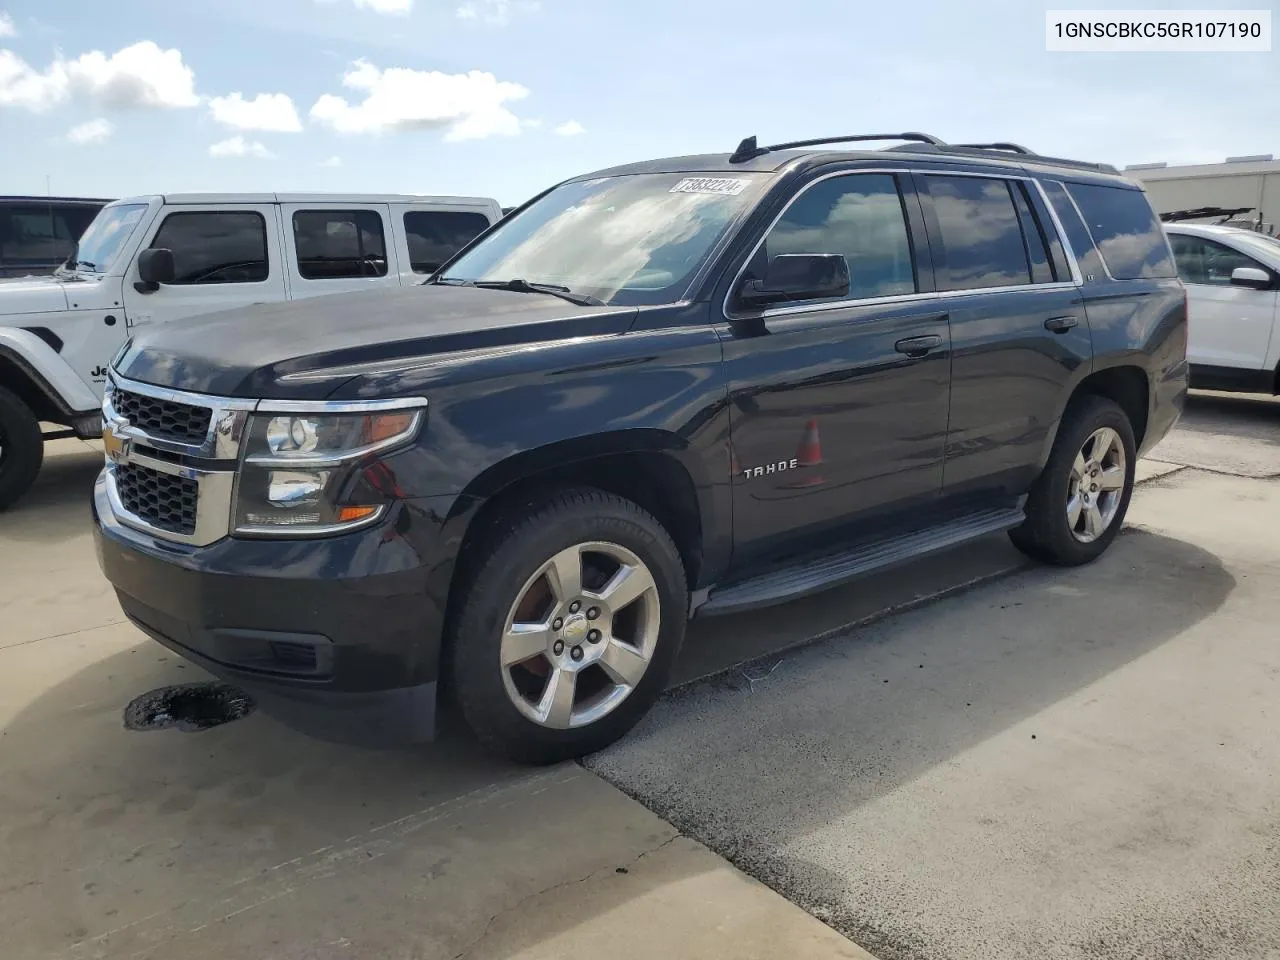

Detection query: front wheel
xmin=0 ymin=385 xmax=44 ymax=512
xmin=1010 ymin=395 xmax=1136 ymax=566
xmin=448 ymin=488 xmax=688 ymax=764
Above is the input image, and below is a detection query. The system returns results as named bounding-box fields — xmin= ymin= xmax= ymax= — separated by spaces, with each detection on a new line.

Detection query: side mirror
xmin=738 ymin=253 xmax=850 ymax=307
xmin=135 ymin=247 xmax=176 ymax=293
xmin=1230 ymin=265 xmax=1272 ymax=290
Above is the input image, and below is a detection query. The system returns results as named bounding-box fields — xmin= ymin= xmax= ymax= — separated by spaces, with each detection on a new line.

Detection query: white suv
xmin=0 ymin=192 xmax=501 ymax=510
xmin=1164 ymin=222 xmax=1280 ymax=394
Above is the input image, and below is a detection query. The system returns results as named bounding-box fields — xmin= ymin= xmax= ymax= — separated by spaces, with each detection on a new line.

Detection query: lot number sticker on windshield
xmin=669 ymin=177 xmax=750 ymax=196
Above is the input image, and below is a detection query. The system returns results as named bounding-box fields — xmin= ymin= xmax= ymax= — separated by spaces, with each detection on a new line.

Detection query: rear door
xmin=121 ymin=203 xmax=286 ymax=332
xmin=389 ymin=203 xmax=497 ymax=284
xmin=913 ymin=170 xmax=1092 ymax=501
xmin=1169 ymin=232 xmax=1277 ymax=370
xmin=281 ymin=202 xmax=400 ymax=299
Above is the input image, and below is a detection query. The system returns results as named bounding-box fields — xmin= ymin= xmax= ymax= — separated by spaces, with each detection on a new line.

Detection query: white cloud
xmin=67 ymin=117 xmax=113 ymax=144
xmin=0 ymin=40 xmax=198 ymax=113
xmin=208 ymin=92 xmax=302 ymax=132
xmin=0 ymin=50 xmax=62 ymax=110
xmin=309 ymin=59 xmax=529 ymax=141
xmin=319 ymin=155 xmax=342 ymax=167
xmin=66 ymin=41 xmax=198 ymax=109
xmin=209 ymin=135 xmax=275 ymax=159
xmin=521 ymin=117 xmax=543 ymax=129
xmin=456 ymin=0 xmax=540 ymax=25
xmin=0 ymin=12 xmax=16 ymax=37
xmin=554 ymin=119 xmax=585 ymax=137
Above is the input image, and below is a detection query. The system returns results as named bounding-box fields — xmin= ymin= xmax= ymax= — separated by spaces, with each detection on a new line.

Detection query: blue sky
xmin=0 ymin=0 xmax=1276 ymax=207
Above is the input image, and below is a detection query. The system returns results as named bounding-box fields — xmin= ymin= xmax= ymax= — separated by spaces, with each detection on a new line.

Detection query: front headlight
xmin=233 ymin=403 xmax=426 ymax=536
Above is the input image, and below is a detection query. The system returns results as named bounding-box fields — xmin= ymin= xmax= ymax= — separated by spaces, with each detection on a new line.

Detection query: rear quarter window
xmin=1064 ymin=182 xmax=1176 ymax=280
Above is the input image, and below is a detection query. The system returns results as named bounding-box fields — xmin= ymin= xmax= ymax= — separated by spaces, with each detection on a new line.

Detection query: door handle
xmin=1045 ymin=315 xmax=1079 ymax=333
xmin=894 ymin=335 xmax=943 ymax=358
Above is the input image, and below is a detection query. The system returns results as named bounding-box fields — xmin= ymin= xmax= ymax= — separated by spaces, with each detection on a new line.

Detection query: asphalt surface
xmin=2 ymin=391 xmax=1277 ymax=960
xmin=587 ymin=392 xmax=1280 ymax=960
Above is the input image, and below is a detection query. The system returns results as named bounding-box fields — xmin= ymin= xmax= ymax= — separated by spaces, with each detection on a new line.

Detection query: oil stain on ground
xmin=123 ymin=682 xmax=255 ymax=733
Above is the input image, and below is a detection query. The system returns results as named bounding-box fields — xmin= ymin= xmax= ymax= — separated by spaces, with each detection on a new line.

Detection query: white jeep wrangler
xmin=0 ymin=191 xmax=501 ymax=509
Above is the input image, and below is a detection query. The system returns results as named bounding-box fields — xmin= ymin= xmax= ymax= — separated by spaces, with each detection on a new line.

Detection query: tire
xmin=1010 ymin=395 xmax=1136 ymax=566
xmin=0 ymin=385 xmax=44 ymax=512
xmin=448 ymin=487 xmax=688 ymax=765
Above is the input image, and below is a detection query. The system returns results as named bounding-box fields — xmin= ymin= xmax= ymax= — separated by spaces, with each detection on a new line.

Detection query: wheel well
xmin=0 ymin=355 xmax=65 ymax=426
xmin=454 ymin=451 xmax=705 ymax=595
xmin=1071 ymin=366 xmax=1149 ymax=447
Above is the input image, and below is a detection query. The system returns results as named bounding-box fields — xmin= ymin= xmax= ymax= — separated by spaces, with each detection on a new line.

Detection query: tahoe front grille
xmin=114 ymin=463 xmax=199 ymax=536
xmin=114 ymin=389 xmax=212 ymax=444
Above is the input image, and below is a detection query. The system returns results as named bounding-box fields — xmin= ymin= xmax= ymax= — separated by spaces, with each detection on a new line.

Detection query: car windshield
xmin=68 ymin=203 xmax=148 ymax=274
xmin=440 ymin=173 xmax=769 ymax=306
xmin=1226 ymin=231 xmax=1280 ymax=263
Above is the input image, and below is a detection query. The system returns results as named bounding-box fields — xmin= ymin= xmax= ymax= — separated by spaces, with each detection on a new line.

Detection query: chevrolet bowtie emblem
xmin=102 ymin=426 xmax=131 ymax=464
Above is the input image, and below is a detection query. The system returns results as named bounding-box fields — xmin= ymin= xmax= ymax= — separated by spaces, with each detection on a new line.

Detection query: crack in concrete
xmin=451 ymin=833 xmax=680 ymax=960
xmin=0 ymin=620 xmax=127 ymax=652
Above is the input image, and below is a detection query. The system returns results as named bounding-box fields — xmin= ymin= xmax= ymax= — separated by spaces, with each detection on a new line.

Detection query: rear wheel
xmin=0 ymin=386 xmax=44 ymax=512
xmin=448 ymin=487 xmax=687 ymax=764
xmin=1010 ymin=395 xmax=1136 ymax=566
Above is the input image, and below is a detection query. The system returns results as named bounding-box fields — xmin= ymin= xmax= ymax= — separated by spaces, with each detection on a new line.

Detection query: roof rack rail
xmin=953 ymin=142 xmax=1033 ymax=154
xmin=728 ymin=132 xmax=945 ymax=164
xmin=727 ymin=134 xmax=1118 ymax=174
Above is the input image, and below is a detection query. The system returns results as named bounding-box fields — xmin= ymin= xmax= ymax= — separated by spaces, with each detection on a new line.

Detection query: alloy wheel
xmin=1067 ymin=426 xmax=1126 ymax=543
xmin=499 ymin=540 xmax=661 ymax=730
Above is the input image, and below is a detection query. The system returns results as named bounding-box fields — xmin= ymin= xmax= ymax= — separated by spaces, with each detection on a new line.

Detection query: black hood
xmin=114 ymin=284 xmax=638 ymax=398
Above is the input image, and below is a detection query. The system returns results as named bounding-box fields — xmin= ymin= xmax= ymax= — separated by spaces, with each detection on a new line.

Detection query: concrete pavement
xmin=2 ymin=392 xmax=1277 ymax=960
xmin=1 ymin=441 xmax=871 ymax=960
xmin=588 ymin=394 xmax=1280 ymax=960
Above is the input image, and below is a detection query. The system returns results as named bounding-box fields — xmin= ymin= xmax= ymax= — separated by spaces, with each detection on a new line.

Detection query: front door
xmin=1169 ymin=232 xmax=1278 ymax=370
xmin=718 ymin=170 xmax=952 ymax=567
xmin=121 ymin=204 xmax=287 ymax=333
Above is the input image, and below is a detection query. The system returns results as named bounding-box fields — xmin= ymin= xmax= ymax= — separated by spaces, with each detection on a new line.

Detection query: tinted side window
xmin=1169 ymin=234 xmax=1265 ymax=286
xmin=0 ymin=204 xmax=77 ymax=265
xmin=925 ymin=176 xmax=1031 ymax=291
xmin=404 ymin=211 xmax=490 ymax=274
xmin=1064 ymin=182 xmax=1176 ymax=280
xmin=1009 ymin=183 xmax=1056 ymax=283
xmin=1040 ymin=180 xmax=1103 ymax=279
xmin=760 ymin=173 xmax=916 ymax=301
xmin=150 ymin=212 xmax=268 ymax=284
xmin=293 ymin=209 xmax=388 ymax=280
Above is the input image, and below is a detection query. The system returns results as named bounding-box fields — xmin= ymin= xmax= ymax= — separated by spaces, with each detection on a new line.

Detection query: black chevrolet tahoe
xmin=92 ymin=133 xmax=1188 ymax=764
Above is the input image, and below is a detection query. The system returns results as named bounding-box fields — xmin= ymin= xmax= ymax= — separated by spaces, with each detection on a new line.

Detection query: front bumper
xmin=92 ymin=469 xmax=457 ymax=744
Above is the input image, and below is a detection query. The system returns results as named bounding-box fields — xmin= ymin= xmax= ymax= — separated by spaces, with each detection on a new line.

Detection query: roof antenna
xmin=729 ymin=135 xmax=767 ymax=164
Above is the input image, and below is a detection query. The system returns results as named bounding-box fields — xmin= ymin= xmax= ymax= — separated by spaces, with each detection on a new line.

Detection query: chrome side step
xmin=696 ymin=507 xmax=1025 ymax=617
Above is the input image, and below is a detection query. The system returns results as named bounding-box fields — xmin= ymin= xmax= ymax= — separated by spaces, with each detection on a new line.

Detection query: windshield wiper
xmin=73 ymin=259 xmax=100 ymax=272
xmin=471 ymin=278 xmax=604 ymax=307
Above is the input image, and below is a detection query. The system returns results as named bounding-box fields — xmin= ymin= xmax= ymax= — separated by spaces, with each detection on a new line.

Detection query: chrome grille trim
xmin=101 ymin=374 xmax=249 ymax=547
xmin=100 ymin=371 xmax=430 ymax=547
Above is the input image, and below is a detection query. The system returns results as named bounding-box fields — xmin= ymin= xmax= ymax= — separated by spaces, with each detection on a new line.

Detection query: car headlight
xmin=233 ymin=402 xmax=426 ymax=536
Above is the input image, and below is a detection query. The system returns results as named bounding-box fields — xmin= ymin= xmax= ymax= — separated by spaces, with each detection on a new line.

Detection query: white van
xmin=0 ymin=192 xmax=502 ymax=509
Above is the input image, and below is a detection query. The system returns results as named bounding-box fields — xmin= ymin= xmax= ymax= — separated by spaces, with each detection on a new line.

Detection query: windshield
xmin=1228 ymin=231 xmax=1280 ymax=262
xmin=440 ymin=173 xmax=769 ymax=306
xmin=69 ymin=203 xmax=148 ymax=274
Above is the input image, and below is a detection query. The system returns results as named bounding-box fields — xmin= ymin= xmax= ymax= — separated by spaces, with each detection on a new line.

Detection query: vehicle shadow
xmin=0 ymin=641 xmax=711 ymax=960
xmin=1179 ymin=391 xmax=1280 ymax=438
xmin=0 ymin=441 xmax=101 ymax=544
xmin=586 ymin=529 xmax=1237 ymax=959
